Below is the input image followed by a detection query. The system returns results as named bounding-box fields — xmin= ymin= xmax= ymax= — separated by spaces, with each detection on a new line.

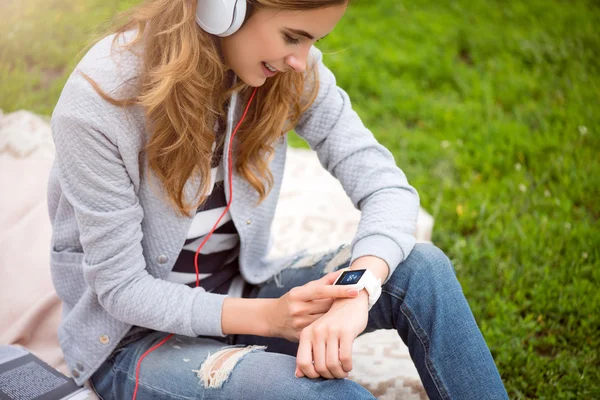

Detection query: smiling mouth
xmin=262 ymin=62 xmax=278 ymax=73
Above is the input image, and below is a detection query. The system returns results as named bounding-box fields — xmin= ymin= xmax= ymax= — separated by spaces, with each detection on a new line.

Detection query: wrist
xmin=261 ymin=298 xmax=278 ymax=337
xmin=339 ymin=263 xmax=383 ymax=311
xmin=350 ymin=255 xmax=389 ymax=282
xmin=332 ymin=289 xmax=369 ymax=309
xmin=355 ymin=289 xmax=370 ymax=304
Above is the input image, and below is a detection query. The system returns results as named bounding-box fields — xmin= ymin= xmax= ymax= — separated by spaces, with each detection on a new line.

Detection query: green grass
xmin=1 ymin=0 xmax=599 ymax=397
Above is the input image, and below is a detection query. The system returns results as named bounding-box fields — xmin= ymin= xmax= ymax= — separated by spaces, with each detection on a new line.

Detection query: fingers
xmin=327 ymin=335 xmax=348 ymax=379
xmin=319 ymin=269 xmax=346 ymax=285
xmin=317 ymin=284 xmax=360 ymax=300
xmin=295 ymin=330 xmax=349 ymax=380
xmin=339 ymin=334 xmax=353 ymax=373
xmin=295 ymin=333 xmax=315 ymax=378
xmin=293 ymin=283 xmax=359 ymax=302
xmin=296 ymin=335 xmax=352 ymax=379
xmin=313 ymin=337 xmax=335 ymax=379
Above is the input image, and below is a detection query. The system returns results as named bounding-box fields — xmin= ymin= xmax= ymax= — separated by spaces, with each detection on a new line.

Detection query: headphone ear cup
xmin=196 ymin=0 xmax=247 ymax=37
xmin=221 ymin=0 xmax=247 ymax=36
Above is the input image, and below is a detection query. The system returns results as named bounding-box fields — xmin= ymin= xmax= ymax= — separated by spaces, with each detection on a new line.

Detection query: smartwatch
xmin=333 ymin=268 xmax=382 ymax=310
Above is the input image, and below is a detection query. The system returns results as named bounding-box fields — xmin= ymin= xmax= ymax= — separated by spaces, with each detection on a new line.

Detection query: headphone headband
xmin=196 ymin=0 xmax=248 ymax=37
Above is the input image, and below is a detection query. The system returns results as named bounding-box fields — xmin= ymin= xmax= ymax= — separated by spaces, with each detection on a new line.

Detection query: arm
xmin=221 ymin=297 xmax=273 ymax=336
xmin=52 ymin=72 xmax=229 ymax=338
xmin=295 ymin=47 xmax=420 ymax=284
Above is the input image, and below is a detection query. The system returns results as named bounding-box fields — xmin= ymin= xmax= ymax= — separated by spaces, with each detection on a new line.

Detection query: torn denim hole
xmin=290 ymin=250 xmax=330 ymax=270
xmin=194 ymin=345 xmax=267 ymax=389
xmin=273 ymin=271 xmax=284 ymax=288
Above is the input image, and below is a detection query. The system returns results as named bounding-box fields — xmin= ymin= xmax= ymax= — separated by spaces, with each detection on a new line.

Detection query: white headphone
xmin=196 ymin=0 xmax=248 ymax=37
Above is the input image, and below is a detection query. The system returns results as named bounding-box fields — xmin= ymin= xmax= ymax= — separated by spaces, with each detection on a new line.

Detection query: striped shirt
xmin=166 ymin=128 xmax=255 ymax=298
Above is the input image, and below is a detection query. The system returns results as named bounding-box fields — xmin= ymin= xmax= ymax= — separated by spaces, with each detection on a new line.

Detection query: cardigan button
xmin=99 ymin=335 xmax=110 ymax=345
xmin=76 ymin=362 xmax=84 ymax=372
xmin=71 ymin=369 xmax=80 ymax=378
xmin=157 ymin=254 xmax=169 ymax=264
xmin=246 ymin=219 xmax=252 ymax=225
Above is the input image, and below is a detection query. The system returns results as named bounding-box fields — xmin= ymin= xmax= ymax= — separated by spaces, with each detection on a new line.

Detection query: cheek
xmin=235 ymin=36 xmax=260 ymax=63
xmin=252 ymin=29 xmax=285 ymax=60
xmin=228 ymin=24 xmax=285 ymax=67
xmin=227 ymin=38 xmax=254 ymax=69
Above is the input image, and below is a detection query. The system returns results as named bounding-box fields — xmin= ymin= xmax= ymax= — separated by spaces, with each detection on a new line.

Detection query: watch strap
xmin=349 ymin=268 xmax=382 ymax=310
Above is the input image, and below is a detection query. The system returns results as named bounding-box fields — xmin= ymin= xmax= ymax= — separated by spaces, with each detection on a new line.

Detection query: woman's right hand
xmin=267 ymin=270 xmax=359 ymax=342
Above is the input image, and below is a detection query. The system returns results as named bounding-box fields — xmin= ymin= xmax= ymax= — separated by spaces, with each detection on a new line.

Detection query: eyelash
xmin=283 ymin=34 xmax=322 ymax=45
xmin=283 ymin=34 xmax=300 ymax=45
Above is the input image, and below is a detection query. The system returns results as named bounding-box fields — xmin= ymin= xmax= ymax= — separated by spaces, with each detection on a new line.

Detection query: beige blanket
xmin=0 ymin=110 xmax=430 ymax=399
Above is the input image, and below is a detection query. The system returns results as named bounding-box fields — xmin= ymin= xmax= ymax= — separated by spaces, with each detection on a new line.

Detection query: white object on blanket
xmin=0 ymin=110 xmax=55 ymax=159
xmin=0 ymin=109 xmax=429 ymax=399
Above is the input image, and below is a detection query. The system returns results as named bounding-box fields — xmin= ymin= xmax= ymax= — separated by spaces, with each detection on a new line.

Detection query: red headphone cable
xmin=131 ymin=86 xmax=258 ymax=400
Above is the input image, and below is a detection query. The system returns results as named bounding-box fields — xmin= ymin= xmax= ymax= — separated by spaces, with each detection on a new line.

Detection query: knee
xmin=392 ymin=243 xmax=457 ymax=291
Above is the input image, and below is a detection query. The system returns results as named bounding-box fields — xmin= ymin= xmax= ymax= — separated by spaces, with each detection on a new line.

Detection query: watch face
xmin=334 ymin=269 xmax=366 ymax=285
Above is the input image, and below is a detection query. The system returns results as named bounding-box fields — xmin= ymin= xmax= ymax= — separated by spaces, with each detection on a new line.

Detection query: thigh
xmin=90 ymin=331 xmax=226 ymax=399
xmin=233 ymin=244 xmax=353 ymax=355
xmin=90 ymin=330 xmax=373 ymax=400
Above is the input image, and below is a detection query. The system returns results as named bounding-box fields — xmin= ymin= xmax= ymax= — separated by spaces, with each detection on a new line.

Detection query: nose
xmin=284 ymin=52 xmax=308 ymax=73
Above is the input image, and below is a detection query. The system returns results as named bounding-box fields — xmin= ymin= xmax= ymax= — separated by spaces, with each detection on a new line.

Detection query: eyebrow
xmin=285 ymin=28 xmax=329 ymax=41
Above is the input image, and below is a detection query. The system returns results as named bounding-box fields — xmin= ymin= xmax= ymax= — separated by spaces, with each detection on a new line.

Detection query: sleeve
xmin=294 ymin=47 xmax=420 ymax=284
xmin=51 ymin=71 xmax=227 ymax=337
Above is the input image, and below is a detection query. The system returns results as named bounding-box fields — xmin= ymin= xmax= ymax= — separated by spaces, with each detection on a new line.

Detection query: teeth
xmin=264 ymin=62 xmax=277 ymax=73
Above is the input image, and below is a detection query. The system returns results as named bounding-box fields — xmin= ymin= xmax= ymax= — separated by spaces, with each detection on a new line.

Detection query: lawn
xmin=1 ymin=0 xmax=598 ymax=398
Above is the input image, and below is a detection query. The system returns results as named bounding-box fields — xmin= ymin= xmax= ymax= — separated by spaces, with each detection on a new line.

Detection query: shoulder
xmin=52 ymin=30 xmax=145 ymax=145
xmin=77 ymin=29 xmax=143 ymax=97
xmin=56 ymin=29 xmax=144 ymax=115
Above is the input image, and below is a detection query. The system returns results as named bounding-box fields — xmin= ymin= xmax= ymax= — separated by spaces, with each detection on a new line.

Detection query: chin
xmin=235 ymin=68 xmax=266 ymax=88
xmin=242 ymin=76 xmax=266 ymax=88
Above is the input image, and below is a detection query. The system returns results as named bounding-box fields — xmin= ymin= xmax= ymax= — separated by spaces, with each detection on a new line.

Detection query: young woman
xmin=48 ymin=0 xmax=509 ymax=398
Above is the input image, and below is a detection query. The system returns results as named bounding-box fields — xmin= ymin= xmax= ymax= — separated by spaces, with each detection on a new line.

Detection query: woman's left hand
xmin=294 ymin=290 xmax=369 ymax=379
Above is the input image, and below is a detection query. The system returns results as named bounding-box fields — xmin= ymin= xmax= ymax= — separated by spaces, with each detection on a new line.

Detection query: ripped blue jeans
xmin=89 ymin=243 xmax=508 ymax=399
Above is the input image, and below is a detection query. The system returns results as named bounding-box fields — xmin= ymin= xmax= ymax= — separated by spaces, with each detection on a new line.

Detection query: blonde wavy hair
xmin=83 ymin=0 xmax=347 ymax=216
